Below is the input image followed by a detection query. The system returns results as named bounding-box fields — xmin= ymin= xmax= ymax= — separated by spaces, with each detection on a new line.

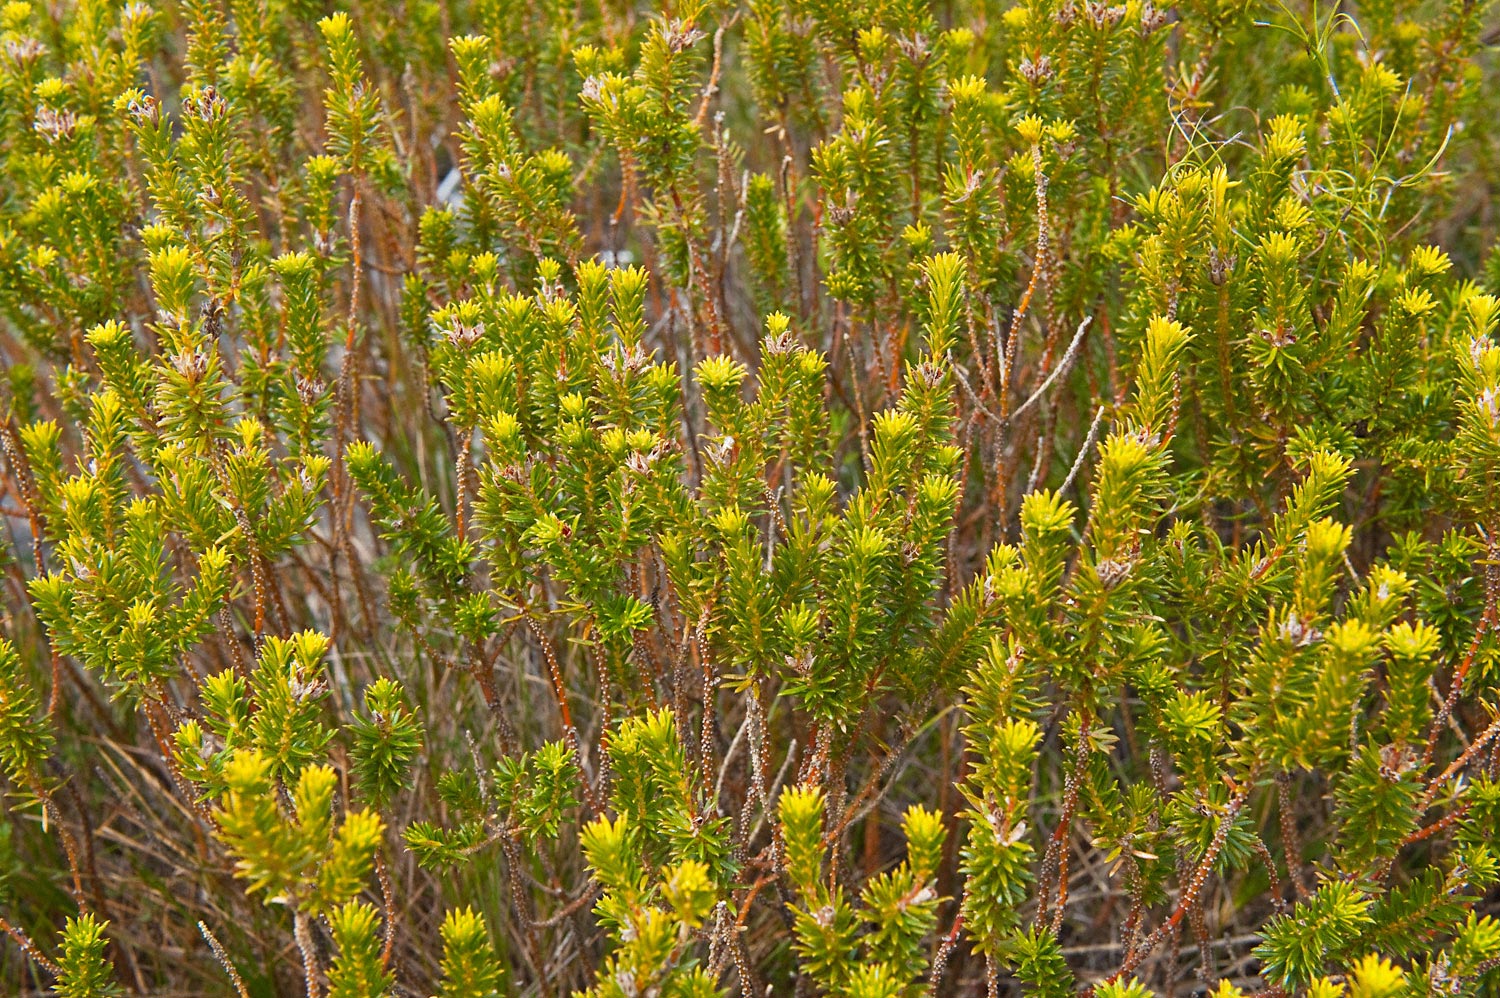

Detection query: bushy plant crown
xmin=1 ymin=0 xmax=1499 ymax=993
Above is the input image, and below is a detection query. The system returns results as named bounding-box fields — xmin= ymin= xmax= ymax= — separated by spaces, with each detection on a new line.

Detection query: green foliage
xmin=54 ymin=916 xmax=121 ymax=998
xmin=350 ymin=678 xmax=423 ymax=808
xmin=0 ymin=638 xmax=50 ymax=792
xmin=213 ymin=752 xmax=385 ymax=915
xmin=781 ymin=786 xmax=947 ymax=996
xmin=1 ymin=0 xmax=1499 ymax=992
xmin=326 ymin=902 xmax=393 ymax=998
xmin=435 ymin=907 xmax=505 ymax=998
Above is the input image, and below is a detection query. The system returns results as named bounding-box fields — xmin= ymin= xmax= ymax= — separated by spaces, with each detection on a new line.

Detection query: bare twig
xmin=198 ymin=921 xmax=251 ymax=998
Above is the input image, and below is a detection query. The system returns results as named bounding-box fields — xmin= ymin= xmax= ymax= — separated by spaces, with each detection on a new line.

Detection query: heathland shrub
xmin=1 ymin=0 xmax=1500 ymax=993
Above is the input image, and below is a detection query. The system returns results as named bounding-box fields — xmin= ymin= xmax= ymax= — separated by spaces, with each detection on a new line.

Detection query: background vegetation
xmin=2 ymin=0 xmax=1500 ymax=993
